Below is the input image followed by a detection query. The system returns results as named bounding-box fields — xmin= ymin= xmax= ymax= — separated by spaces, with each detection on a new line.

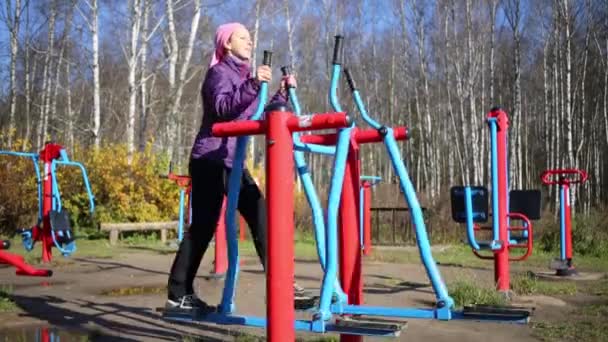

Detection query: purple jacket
xmin=191 ymin=56 xmax=287 ymax=168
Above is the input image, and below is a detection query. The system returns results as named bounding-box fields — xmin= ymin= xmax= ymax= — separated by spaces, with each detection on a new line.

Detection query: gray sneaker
xmin=165 ymin=294 xmax=216 ymax=313
xmin=294 ymin=282 xmax=312 ymax=299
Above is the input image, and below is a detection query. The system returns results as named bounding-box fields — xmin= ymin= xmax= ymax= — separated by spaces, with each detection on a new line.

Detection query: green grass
xmin=447 ymin=280 xmax=507 ymax=308
xmin=100 ymin=285 xmax=165 ymax=297
xmin=0 ymin=285 xmax=18 ymax=312
xmin=532 ymin=317 xmax=608 ymax=341
xmin=511 ymin=273 xmax=577 ymax=296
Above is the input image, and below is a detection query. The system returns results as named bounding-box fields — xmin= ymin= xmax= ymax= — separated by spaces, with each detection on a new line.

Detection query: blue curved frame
xmin=220 ymin=80 xmax=269 ymax=314
xmin=49 ymin=150 xmax=95 ymax=256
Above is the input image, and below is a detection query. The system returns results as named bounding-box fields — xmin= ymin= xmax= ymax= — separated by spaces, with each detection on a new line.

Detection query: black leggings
xmin=167 ymin=158 xmax=267 ymax=300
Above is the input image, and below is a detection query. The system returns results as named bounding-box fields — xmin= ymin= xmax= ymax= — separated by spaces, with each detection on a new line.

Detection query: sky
xmin=0 ymin=0 xmax=535 ymax=97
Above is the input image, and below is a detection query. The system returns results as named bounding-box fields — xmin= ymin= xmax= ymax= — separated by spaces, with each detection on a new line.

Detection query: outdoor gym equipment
xmin=0 ymin=239 xmax=52 ymax=277
xmin=450 ymin=108 xmax=541 ymax=293
xmin=359 ymin=175 xmax=381 ymax=255
xmin=301 ymin=37 xmax=532 ymax=338
xmin=160 ymin=163 xmax=191 ymax=243
xmin=161 ymin=51 xmax=380 ymax=340
xmin=541 ymin=168 xmax=587 ymax=276
xmin=0 ymin=142 xmax=95 ymax=263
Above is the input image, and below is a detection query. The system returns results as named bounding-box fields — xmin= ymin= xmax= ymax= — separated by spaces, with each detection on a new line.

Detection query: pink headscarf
xmin=209 ymin=22 xmax=248 ymax=68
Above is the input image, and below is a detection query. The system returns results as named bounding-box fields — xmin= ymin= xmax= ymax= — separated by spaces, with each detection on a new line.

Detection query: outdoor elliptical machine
xmin=291 ymin=37 xmax=533 ymax=325
xmin=160 ymin=51 xmax=402 ymax=337
xmin=541 ymin=168 xmax=588 ymax=276
xmin=0 ymin=142 xmax=95 ymax=274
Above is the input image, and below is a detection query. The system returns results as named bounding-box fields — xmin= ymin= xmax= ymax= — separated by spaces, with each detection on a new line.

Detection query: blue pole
xmin=560 ymin=186 xmax=566 ymax=261
xmin=464 ymin=187 xmax=481 ymax=250
xmin=178 ymin=188 xmax=185 ymax=242
xmin=220 ymin=76 xmax=269 ymax=314
xmin=488 ymin=119 xmax=500 ymax=243
xmin=288 ymin=88 xmax=328 ymax=271
xmin=384 ymin=129 xmax=453 ymax=308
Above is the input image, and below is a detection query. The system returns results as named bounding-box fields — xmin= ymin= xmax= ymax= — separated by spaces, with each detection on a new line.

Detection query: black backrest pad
xmin=450 ymin=186 xmax=489 ymax=223
xmin=509 ymin=190 xmax=541 ymax=220
xmin=50 ymin=210 xmax=72 ymax=232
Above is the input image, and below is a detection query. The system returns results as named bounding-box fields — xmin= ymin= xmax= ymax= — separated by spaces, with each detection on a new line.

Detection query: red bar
xmin=301 ymin=126 xmax=408 ymax=145
xmin=42 ymin=161 xmax=53 ymax=263
xmin=362 ymin=182 xmax=372 ymax=256
xmin=266 ymin=110 xmax=295 ymax=342
xmin=213 ymin=120 xmax=266 ymax=137
xmin=0 ymin=251 xmax=52 ymax=276
xmin=214 ymin=197 xmax=228 ymax=276
xmin=564 ymin=184 xmax=573 ymax=260
xmin=339 ymin=135 xmax=363 ymax=342
xmin=40 ymin=143 xmax=64 ymax=263
xmin=239 ymin=215 xmax=246 ymax=241
xmin=286 ymin=112 xmax=350 ymax=132
xmin=487 ymin=108 xmax=510 ymax=292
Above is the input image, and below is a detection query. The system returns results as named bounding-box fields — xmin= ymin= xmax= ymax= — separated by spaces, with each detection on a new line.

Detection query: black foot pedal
xmin=550 ymin=259 xmax=569 ymax=271
xmin=463 ymin=304 xmax=534 ymax=321
xmin=334 ymin=316 xmax=407 ymax=337
xmin=295 ymin=296 xmax=318 ymax=311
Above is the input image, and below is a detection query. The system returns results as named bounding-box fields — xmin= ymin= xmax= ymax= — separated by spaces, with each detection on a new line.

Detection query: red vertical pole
xmin=266 ymin=110 xmax=295 ymax=342
xmin=239 ymin=215 xmax=247 ymax=241
xmin=563 ymin=183 xmax=573 ymax=260
xmin=489 ymin=109 xmax=510 ymax=292
xmin=41 ymin=160 xmax=53 ymax=263
xmin=362 ymin=182 xmax=372 ymax=256
xmin=339 ymin=137 xmax=363 ymax=342
xmin=214 ymin=197 xmax=228 ymax=275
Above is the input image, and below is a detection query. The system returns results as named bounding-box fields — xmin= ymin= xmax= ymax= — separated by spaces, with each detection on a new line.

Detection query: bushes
xmin=0 ymin=143 xmax=181 ymax=235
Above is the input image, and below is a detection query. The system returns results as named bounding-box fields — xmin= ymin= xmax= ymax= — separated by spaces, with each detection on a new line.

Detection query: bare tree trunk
xmin=412 ymin=0 xmax=434 ymax=200
xmin=127 ymin=0 xmax=143 ymax=160
xmin=543 ymin=37 xmax=551 ymax=173
xmin=165 ymin=0 xmax=178 ymax=159
xmin=575 ymin=0 xmax=591 ymax=208
xmin=5 ymin=0 xmax=22 ymax=147
xmin=250 ymin=0 xmax=262 ymax=166
xmin=504 ymin=0 xmax=523 ymax=189
xmin=37 ymin=0 xmax=57 ymax=149
xmin=165 ymin=0 xmax=201 ymax=165
xmin=138 ymin=0 xmax=151 ymax=152
xmin=23 ymin=2 xmax=33 ymax=149
xmin=77 ymin=0 xmax=101 ymax=147
xmin=50 ymin=4 xmax=74 ymax=139
xmin=465 ymin=0 xmax=481 ymax=187
xmin=66 ymin=59 xmax=74 ymax=151
xmin=604 ymin=10 xmax=608 ymax=148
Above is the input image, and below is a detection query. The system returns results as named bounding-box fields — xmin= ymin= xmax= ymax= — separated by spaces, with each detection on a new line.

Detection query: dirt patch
xmin=0 ymin=249 xmax=605 ymax=341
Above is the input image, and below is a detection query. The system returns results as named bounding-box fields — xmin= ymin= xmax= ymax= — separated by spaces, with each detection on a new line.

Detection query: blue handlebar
xmin=50 ymin=153 xmax=96 ymax=213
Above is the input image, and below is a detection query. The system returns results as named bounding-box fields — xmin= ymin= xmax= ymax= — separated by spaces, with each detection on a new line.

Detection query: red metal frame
xmin=361 ymin=181 xmax=372 ymax=256
xmin=213 ymin=110 xmax=350 ymax=341
xmin=506 ymin=213 xmax=533 ymax=261
xmin=38 ymin=143 xmax=64 ymax=263
xmin=214 ymin=198 xmax=229 ymax=275
xmin=0 ymin=244 xmax=52 ymax=277
xmin=488 ymin=109 xmax=511 ymax=292
xmin=541 ymin=168 xmax=587 ymax=261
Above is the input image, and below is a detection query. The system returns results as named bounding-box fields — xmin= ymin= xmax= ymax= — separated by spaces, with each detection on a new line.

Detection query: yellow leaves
xmin=0 ymin=143 xmax=182 ymax=234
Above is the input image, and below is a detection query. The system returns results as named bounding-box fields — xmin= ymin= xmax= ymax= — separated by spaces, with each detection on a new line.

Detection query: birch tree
xmin=1 ymin=0 xmax=22 ymax=147
xmin=503 ymin=0 xmax=524 ymax=188
xmin=77 ymin=0 xmax=101 ymax=147
xmin=164 ymin=0 xmax=202 ymax=163
xmin=36 ymin=0 xmax=57 ymax=149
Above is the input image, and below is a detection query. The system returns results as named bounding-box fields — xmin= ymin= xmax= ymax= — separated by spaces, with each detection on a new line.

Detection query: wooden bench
xmin=100 ymin=221 xmax=179 ymax=245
